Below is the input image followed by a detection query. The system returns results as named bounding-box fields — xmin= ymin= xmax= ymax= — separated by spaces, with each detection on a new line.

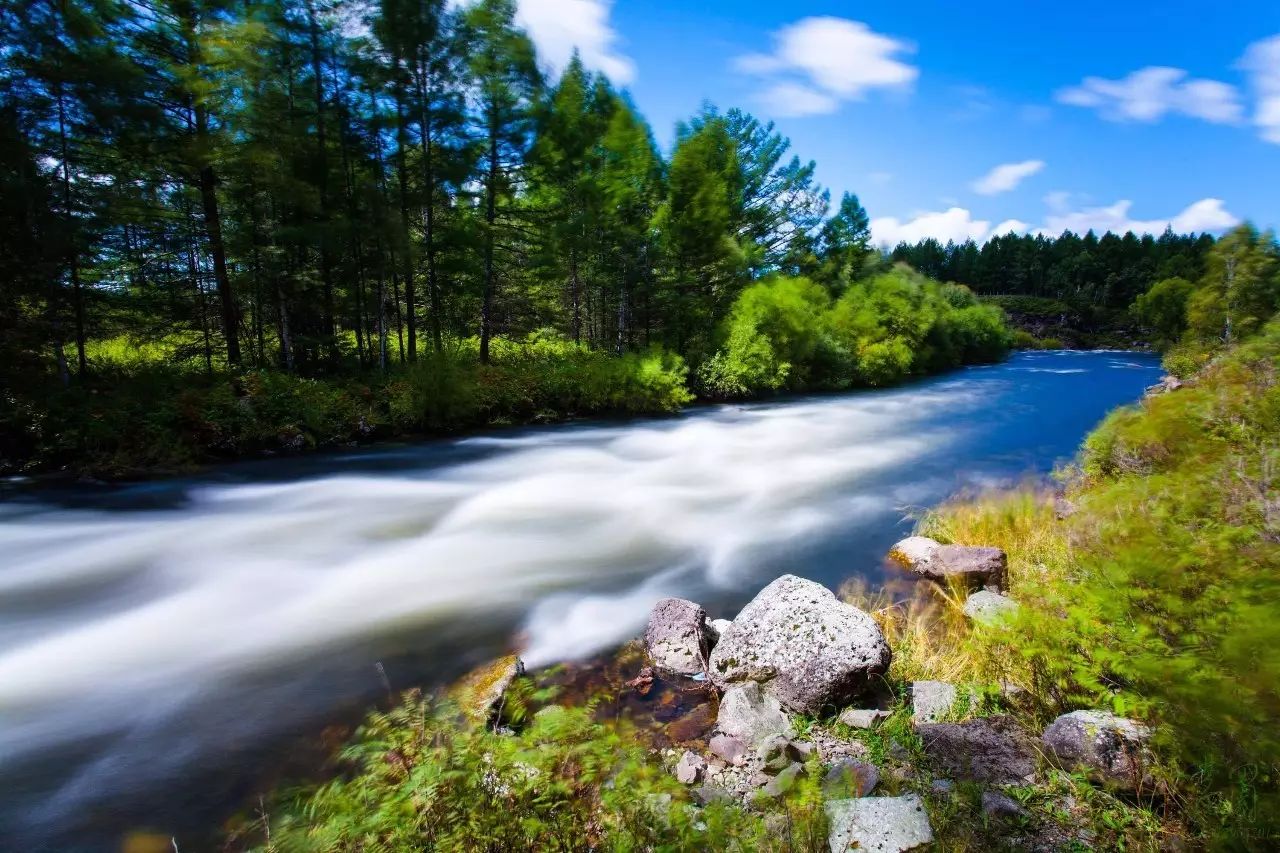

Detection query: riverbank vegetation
xmin=871 ymin=312 xmax=1280 ymax=847
xmin=0 ymin=0 xmax=1240 ymax=477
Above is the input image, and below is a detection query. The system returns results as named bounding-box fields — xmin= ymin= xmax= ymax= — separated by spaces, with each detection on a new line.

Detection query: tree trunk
xmin=305 ymin=0 xmax=336 ymax=363
xmin=479 ymin=109 xmax=499 ymax=365
xmin=415 ymin=68 xmax=443 ymax=354
xmin=392 ymin=60 xmax=417 ymax=362
xmin=53 ymin=72 xmax=86 ymax=378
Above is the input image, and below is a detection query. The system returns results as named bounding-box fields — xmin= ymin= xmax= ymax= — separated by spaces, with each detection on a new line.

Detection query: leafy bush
xmin=906 ymin=319 xmax=1280 ymax=847
xmin=698 ymin=268 xmax=1011 ymax=398
xmin=2 ymin=335 xmax=693 ymax=476
xmin=248 ymin=690 xmax=828 ymax=852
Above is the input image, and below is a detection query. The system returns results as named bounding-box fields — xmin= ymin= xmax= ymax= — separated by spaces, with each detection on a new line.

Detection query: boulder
xmin=916 ymin=545 xmax=1008 ymax=591
xmin=916 ymin=715 xmax=1037 ymax=785
xmin=762 ymin=762 xmax=803 ymax=797
xmin=758 ymin=734 xmax=809 ymax=772
xmin=981 ymin=791 xmax=1027 ymax=820
xmin=674 ymin=750 xmax=706 ymax=784
xmin=826 ymin=794 xmax=934 ymax=852
xmin=708 ymin=574 xmax=891 ymax=714
xmin=823 ymin=758 xmax=880 ymax=798
xmin=451 ymin=655 xmax=525 ymax=727
xmin=911 ymin=680 xmax=958 ymax=724
xmin=708 ymin=733 xmax=749 ymax=766
xmin=644 ymin=598 xmax=714 ymax=676
xmin=1041 ymin=710 xmax=1152 ymax=791
xmin=889 ymin=535 xmax=941 ymax=568
xmin=840 ymin=707 xmax=890 ymax=729
xmin=709 ymin=618 xmax=733 ymax=639
xmin=962 ymin=590 xmax=1020 ymax=625
xmin=715 ymin=681 xmax=794 ymax=747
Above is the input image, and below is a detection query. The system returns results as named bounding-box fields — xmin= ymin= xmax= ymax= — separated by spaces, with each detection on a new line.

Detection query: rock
xmin=826 ymin=794 xmax=934 ymax=852
xmin=674 ymin=750 xmax=706 ymax=784
xmin=915 ymin=545 xmax=1008 ymax=591
xmin=889 ymin=536 xmax=941 ymax=568
xmin=962 ymin=590 xmax=1020 ymax=625
xmin=758 ymin=734 xmax=807 ymax=772
xmin=708 ymin=733 xmax=749 ymax=766
xmin=451 ymin=655 xmax=525 ymax=726
xmin=916 ymin=715 xmax=1037 ymax=785
xmin=691 ymin=784 xmax=733 ymax=806
xmin=762 ymin=761 xmax=803 ymax=797
xmin=911 ymin=681 xmax=957 ymax=724
xmin=929 ymin=779 xmax=954 ymax=795
xmin=665 ymin=702 xmax=717 ymax=743
xmin=823 ymin=759 xmax=880 ymax=798
xmin=1041 ymin=710 xmax=1152 ymax=791
xmin=708 ymin=574 xmax=891 ymax=714
xmin=625 ymin=666 xmax=655 ymax=696
xmin=981 ymin=791 xmax=1027 ymax=820
xmin=1145 ymin=374 xmax=1184 ymax=398
xmin=1053 ymin=496 xmax=1077 ymax=520
xmin=644 ymin=598 xmax=714 ymax=676
xmin=708 ymin=618 xmax=733 ymax=642
xmin=839 ymin=707 xmax=890 ymax=729
xmin=715 ymin=681 xmax=794 ymax=746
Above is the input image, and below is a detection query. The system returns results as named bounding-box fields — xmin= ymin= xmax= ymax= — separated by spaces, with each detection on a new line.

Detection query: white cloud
xmin=991 ymin=219 xmax=1030 ymax=236
xmin=1056 ymin=66 xmax=1244 ymax=125
xmin=1239 ymin=34 xmax=1280 ymax=144
xmin=758 ymin=82 xmax=839 ymax=118
xmin=870 ymin=197 xmax=1237 ymax=247
xmin=1041 ymin=197 xmax=1239 ymax=236
xmin=971 ymin=159 xmax=1045 ymax=196
xmin=514 ymin=0 xmax=635 ymax=85
xmin=871 ymin=207 xmax=992 ymax=246
xmin=735 ymin=17 xmax=917 ymax=117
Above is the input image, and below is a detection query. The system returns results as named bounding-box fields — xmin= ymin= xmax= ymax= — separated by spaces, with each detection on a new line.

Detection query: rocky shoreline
xmin=464 ymin=537 xmax=1153 ymax=852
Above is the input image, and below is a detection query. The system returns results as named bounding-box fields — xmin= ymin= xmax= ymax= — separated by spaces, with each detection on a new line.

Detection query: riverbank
xmin=242 ymin=323 xmax=1280 ymax=850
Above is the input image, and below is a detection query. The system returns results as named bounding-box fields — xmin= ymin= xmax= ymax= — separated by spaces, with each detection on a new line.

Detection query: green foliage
xmin=911 ymin=318 xmax=1280 ymax=847
xmin=697 ymin=269 xmax=1011 ymax=398
xmin=252 ymin=691 xmax=828 ymax=852
xmin=3 ymin=334 xmax=691 ymax=475
xmin=1131 ymin=276 xmax=1194 ymax=348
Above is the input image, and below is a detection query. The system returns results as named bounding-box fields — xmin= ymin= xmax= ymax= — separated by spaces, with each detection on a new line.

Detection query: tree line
xmin=888 ymin=228 xmax=1217 ymax=311
xmin=0 ymin=0 xmax=876 ymax=389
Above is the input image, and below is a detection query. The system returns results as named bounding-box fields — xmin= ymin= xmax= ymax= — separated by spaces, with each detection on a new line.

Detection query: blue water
xmin=0 ymin=349 xmax=1161 ymax=850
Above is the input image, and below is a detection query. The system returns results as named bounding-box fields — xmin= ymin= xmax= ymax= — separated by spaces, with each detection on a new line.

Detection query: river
xmin=0 ymin=350 xmax=1161 ymax=850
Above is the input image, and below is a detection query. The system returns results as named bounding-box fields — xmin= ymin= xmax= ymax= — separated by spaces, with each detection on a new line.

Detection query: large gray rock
xmin=840 ymin=707 xmax=890 ymax=729
xmin=911 ymin=680 xmax=958 ymax=724
xmin=962 ymin=590 xmax=1019 ymax=625
xmin=889 ymin=536 xmax=940 ymax=567
xmin=708 ymin=575 xmax=891 ymax=713
xmin=708 ymin=733 xmax=748 ymax=766
xmin=826 ymin=794 xmax=934 ymax=852
xmin=644 ymin=597 xmax=714 ymax=676
xmin=674 ymin=750 xmax=706 ymax=784
xmin=714 ymin=681 xmax=793 ymax=746
xmin=917 ymin=545 xmax=1008 ymax=590
xmin=916 ymin=715 xmax=1037 ymax=785
xmin=1042 ymin=710 xmax=1151 ymax=791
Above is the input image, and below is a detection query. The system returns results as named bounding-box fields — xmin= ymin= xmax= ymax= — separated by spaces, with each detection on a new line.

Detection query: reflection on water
xmin=0 ymin=350 xmax=1160 ymax=850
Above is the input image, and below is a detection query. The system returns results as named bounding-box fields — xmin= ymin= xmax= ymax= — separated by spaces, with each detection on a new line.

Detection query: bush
xmin=698 ymin=268 xmax=1011 ymax=398
xmin=908 ymin=318 xmax=1280 ymax=847
xmin=2 ymin=335 xmax=693 ymax=476
xmin=248 ymin=690 xmax=829 ymax=852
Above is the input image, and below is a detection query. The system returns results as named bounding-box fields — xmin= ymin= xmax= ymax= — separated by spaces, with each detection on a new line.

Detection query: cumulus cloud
xmin=1056 ymin=66 xmax=1244 ymax=125
xmin=1041 ymin=198 xmax=1239 ymax=236
xmin=1239 ymin=34 xmax=1280 ymax=144
xmin=734 ymin=17 xmax=917 ymax=117
xmin=870 ymin=198 xmax=1238 ymax=247
xmin=971 ymin=159 xmax=1045 ymax=196
xmin=514 ymin=0 xmax=635 ymax=84
xmin=871 ymin=207 xmax=992 ymax=246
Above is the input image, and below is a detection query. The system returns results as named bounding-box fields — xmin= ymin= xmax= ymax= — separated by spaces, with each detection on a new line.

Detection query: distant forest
xmin=889 ymin=229 xmax=1216 ymax=310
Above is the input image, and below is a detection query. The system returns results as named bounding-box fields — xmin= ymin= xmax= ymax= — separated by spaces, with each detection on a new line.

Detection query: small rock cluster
xmin=471 ymin=539 xmax=1154 ymax=852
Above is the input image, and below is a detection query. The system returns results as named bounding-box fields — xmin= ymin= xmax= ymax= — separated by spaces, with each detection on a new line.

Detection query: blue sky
xmin=514 ymin=0 xmax=1279 ymax=245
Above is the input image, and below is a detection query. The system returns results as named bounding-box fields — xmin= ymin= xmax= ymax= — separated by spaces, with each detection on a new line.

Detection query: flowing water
xmin=0 ymin=350 xmax=1161 ymax=850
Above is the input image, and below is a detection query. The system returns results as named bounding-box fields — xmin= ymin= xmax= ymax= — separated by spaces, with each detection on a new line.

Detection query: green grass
xmin=857 ymin=318 xmax=1280 ymax=848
